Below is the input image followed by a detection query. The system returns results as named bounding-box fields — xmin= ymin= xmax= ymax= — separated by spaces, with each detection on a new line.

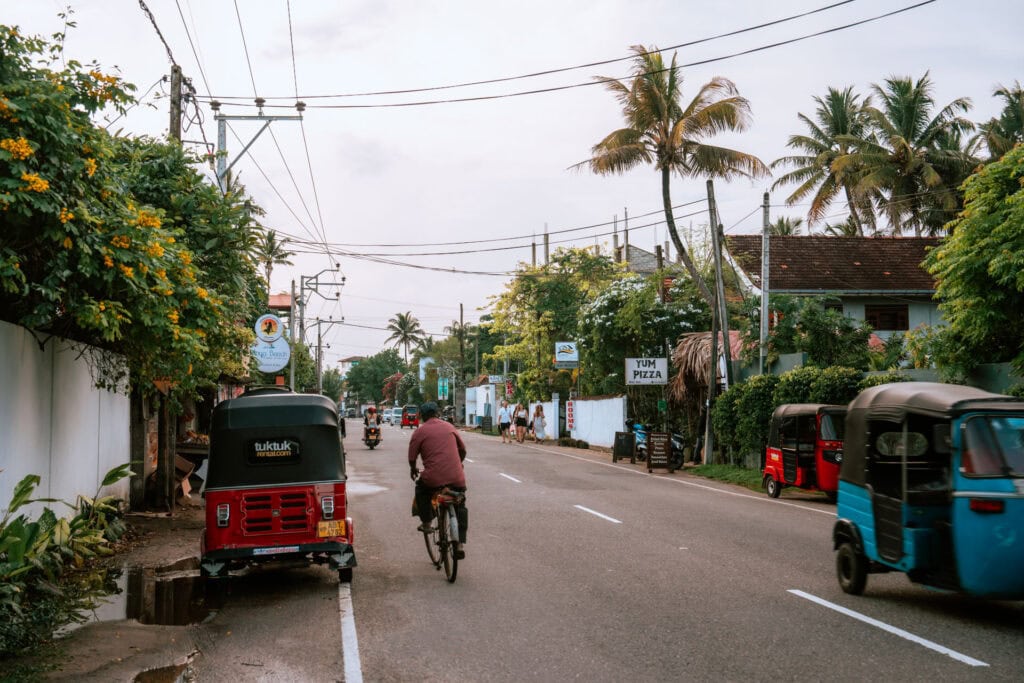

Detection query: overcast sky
xmin=8 ymin=0 xmax=1023 ymax=362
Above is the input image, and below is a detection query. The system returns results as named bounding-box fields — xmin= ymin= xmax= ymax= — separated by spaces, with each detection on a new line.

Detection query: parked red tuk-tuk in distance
xmin=401 ymin=404 xmax=420 ymax=429
xmin=201 ymin=386 xmax=356 ymax=581
xmin=763 ymin=403 xmax=846 ymax=500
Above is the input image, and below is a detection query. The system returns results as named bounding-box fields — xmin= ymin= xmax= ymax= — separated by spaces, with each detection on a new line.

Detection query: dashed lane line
xmin=574 ymin=505 xmax=622 ymax=524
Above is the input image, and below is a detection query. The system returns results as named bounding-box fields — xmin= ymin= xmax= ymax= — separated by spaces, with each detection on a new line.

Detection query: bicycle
xmin=414 ymin=475 xmax=464 ymax=583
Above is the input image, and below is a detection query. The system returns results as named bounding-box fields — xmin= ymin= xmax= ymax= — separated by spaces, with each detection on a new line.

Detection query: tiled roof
xmin=726 ymin=235 xmax=941 ymax=293
xmin=268 ymin=293 xmax=292 ymax=311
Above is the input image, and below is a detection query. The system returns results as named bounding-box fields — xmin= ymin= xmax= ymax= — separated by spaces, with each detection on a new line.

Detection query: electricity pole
xmin=760 ymin=192 xmax=770 ymax=375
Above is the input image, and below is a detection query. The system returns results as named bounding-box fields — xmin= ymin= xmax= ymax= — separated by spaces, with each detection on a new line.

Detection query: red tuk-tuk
xmin=201 ymin=387 xmax=356 ymax=581
xmin=763 ymin=403 xmax=846 ymax=500
xmin=400 ymin=404 xmax=420 ymax=429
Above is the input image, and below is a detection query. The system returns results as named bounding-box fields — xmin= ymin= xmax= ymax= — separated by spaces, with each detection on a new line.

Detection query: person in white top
xmin=497 ymin=400 xmax=512 ymax=444
xmin=531 ymin=404 xmax=547 ymax=443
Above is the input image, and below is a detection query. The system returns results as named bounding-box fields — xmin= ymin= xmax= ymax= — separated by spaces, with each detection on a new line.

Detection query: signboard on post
xmin=554 ymin=341 xmax=579 ymax=369
xmin=566 ymin=400 xmax=575 ymax=431
xmin=437 ymin=377 xmax=449 ymax=400
xmin=625 ymin=358 xmax=668 ymax=385
xmin=254 ymin=313 xmax=284 ymax=342
xmin=252 ymin=338 xmax=290 ymax=373
xmin=488 ymin=375 xmax=504 ymax=384
xmin=646 ymin=432 xmax=673 ymax=473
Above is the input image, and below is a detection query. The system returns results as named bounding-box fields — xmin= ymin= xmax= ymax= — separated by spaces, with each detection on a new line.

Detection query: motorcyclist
xmin=363 ymin=407 xmax=382 ymax=427
xmin=409 ymin=401 xmax=467 ymax=558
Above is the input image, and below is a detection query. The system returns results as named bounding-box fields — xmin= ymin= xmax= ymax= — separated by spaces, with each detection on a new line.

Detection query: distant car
xmin=346 ymin=408 xmax=356 ymax=418
xmin=382 ymin=408 xmax=394 ymax=424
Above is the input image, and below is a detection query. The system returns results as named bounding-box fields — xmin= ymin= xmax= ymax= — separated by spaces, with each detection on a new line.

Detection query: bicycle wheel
xmin=423 ymin=509 xmax=440 ymax=567
xmin=440 ymin=504 xmax=458 ymax=583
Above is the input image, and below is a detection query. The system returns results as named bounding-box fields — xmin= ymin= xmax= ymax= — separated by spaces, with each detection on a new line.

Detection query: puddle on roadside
xmin=346 ymin=481 xmax=388 ymax=495
xmin=61 ymin=557 xmax=225 ymax=633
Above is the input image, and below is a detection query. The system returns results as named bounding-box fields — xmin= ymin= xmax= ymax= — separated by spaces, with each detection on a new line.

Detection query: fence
xmin=569 ymin=395 xmax=627 ymax=448
xmin=0 ymin=321 xmax=130 ymax=515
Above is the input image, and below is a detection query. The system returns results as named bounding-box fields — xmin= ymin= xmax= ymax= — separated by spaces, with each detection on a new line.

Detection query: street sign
xmin=625 ymin=357 xmax=668 ymax=385
xmin=554 ymin=341 xmax=579 ymax=369
xmin=647 ymin=432 xmax=673 ymax=473
xmin=252 ymin=338 xmax=290 ymax=373
xmin=437 ymin=377 xmax=450 ymax=400
xmin=254 ymin=313 xmax=284 ymax=342
xmin=488 ymin=375 xmax=504 ymax=384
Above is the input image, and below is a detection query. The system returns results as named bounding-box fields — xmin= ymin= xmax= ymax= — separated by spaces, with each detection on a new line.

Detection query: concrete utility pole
xmin=623 ymin=207 xmax=630 ymax=266
xmin=613 ymin=215 xmax=620 ymax=262
xmin=706 ymin=180 xmax=733 ymax=387
xmin=760 ymin=192 xmax=770 ymax=375
xmin=543 ymin=223 xmax=550 ymax=264
xmin=289 ymin=279 xmax=297 ymax=389
xmin=169 ymin=65 xmax=182 ymax=142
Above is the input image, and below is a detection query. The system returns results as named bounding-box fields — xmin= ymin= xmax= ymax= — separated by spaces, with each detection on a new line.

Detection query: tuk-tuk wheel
xmin=836 ymin=542 xmax=867 ymax=595
xmin=764 ymin=474 xmax=781 ymax=498
xmin=338 ymin=567 xmax=353 ymax=583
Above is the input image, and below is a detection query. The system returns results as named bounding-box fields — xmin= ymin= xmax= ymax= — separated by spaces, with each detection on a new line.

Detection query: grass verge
xmin=687 ymin=464 xmax=764 ymax=493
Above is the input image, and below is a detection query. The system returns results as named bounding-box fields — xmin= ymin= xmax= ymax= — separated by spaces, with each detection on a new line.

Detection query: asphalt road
xmin=192 ymin=419 xmax=1024 ymax=681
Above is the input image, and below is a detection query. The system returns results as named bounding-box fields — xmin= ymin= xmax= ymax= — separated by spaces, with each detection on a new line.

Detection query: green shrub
xmin=1006 ymin=383 xmax=1024 ymax=399
xmin=711 ymin=383 xmax=744 ymax=456
xmin=575 ymin=440 xmax=589 ymax=449
xmin=735 ymin=374 xmax=781 ymax=460
xmin=774 ymin=366 xmax=821 ymax=404
xmin=857 ymin=371 xmax=910 ymax=392
xmin=808 ymin=366 xmax=862 ymax=405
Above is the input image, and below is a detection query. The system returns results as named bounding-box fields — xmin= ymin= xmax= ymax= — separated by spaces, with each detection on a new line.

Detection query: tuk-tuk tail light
xmin=216 ymin=503 xmax=230 ymax=527
xmin=321 ymin=496 xmax=335 ymax=520
xmin=969 ymin=498 xmax=1005 ymax=514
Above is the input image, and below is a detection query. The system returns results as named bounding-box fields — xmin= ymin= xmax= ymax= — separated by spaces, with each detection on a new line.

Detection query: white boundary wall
xmin=570 ymin=395 xmax=627 ymax=448
xmin=0 ymin=321 xmax=130 ymax=515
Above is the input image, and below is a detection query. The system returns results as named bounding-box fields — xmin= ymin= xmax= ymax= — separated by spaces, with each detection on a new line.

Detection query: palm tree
xmin=771 ymin=86 xmax=875 ymax=234
xmin=385 ymin=311 xmax=426 ymax=364
xmin=973 ymin=81 xmax=1024 ymax=161
xmin=256 ymin=229 xmax=295 ymax=290
xmin=769 ymin=217 xmax=804 ymax=236
xmin=821 ymin=216 xmax=861 ymax=237
xmin=574 ymin=45 xmax=769 ymax=305
xmin=835 ymin=72 xmax=976 ymax=236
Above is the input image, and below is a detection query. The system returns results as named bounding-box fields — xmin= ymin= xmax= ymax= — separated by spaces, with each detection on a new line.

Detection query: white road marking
xmin=788 ymin=589 xmax=989 ymax=667
xmin=500 ymin=438 xmax=834 ymax=517
xmin=499 ymin=472 xmax=521 ymax=483
xmin=574 ymin=505 xmax=622 ymax=524
xmin=338 ymin=582 xmax=364 ymax=682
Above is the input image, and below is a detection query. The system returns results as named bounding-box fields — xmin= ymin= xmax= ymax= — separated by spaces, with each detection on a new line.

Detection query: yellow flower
xmin=146 ymin=242 xmax=165 ymax=258
xmin=0 ymin=137 xmax=33 ymax=160
xmin=98 ymin=302 xmax=106 ymax=311
xmin=103 ymin=255 xmax=114 ymax=268
xmin=20 ymin=173 xmax=49 ymax=193
xmin=62 ymin=237 xmax=72 ymax=249
xmin=59 ymin=207 xmax=75 ymax=223
xmin=196 ymin=287 xmax=209 ymax=299
xmin=111 ymin=235 xmax=131 ymax=249
xmin=168 ymin=310 xmax=179 ymax=324
xmin=135 ymin=210 xmax=160 ymax=229
xmin=180 ymin=252 xmax=192 ymax=266
xmin=84 ymin=158 xmax=97 ymax=177
xmin=118 ymin=264 xmax=134 ymax=279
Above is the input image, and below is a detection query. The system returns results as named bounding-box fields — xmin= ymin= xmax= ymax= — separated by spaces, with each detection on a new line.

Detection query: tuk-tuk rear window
xmin=962 ymin=416 xmax=1024 ymax=476
xmin=404 ymin=407 xmax=418 ymax=415
xmin=820 ymin=413 xmax=845 ymax=441
xmin=248 ymin=438 xmax=301 ymax=465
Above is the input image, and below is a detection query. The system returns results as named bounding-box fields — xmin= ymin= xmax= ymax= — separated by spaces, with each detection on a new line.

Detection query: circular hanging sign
xmin=251 ymin=338 xmax=290 ymax=373
xmin=255 ymin=313 xmax=284 ymax=342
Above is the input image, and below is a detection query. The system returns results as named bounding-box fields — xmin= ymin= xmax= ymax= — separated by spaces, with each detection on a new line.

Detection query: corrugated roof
xmin=726 ymin=235 xmax=941 ymax=293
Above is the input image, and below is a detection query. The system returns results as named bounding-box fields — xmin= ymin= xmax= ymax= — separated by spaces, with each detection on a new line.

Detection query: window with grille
xmin=864 ymin=304 xmax=908 ymax=331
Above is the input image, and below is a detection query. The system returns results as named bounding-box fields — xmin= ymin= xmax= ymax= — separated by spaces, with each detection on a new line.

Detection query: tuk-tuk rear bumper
xmin=201 ymin=541 xmax=356 ymax=577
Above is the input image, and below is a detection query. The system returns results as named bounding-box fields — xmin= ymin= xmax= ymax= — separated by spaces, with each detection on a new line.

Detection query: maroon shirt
xmin=408 ymin=417 xmax=467 ymax=488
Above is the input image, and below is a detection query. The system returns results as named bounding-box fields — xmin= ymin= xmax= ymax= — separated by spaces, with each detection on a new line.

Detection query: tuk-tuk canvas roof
xmin=207 ymin=390 xmax=345 ymax=489
xmin=772 ymin=404 xmax=845 ymax=419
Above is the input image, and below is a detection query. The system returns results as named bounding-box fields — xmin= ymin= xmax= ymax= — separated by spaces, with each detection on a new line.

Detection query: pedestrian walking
xmin=514 ymin=403 xmax=529 ymax=443
xmin=531 ymin=404 xmax=547 ymax=443
xmin=497 ymin=400 xmax=512 ymax=444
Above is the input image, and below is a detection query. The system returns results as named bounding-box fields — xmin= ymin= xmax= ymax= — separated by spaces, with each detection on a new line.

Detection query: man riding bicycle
xmin=409 ymin=401 xmax=467 ymax=559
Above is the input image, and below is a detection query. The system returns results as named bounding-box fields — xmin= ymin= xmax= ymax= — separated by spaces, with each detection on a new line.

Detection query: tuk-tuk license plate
xmin=318 ymin=520 xmax=346 ymax=537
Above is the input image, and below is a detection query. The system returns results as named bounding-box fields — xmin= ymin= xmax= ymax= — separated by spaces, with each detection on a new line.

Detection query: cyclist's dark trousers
xmin=415 ymin=483 xmax=468 ymax=543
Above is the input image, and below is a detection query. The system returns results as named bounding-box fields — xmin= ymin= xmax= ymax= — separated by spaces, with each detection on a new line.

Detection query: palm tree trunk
xmin=661 ymin=166 xmax=714 ymax=306
xmin=843 ymin=185 xmax=865 ymax=237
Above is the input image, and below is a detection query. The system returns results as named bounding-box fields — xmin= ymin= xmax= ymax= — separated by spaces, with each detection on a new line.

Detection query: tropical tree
xmin=345 ymin=349 xmax=404 ymax=403
xmin=835 ymin=72 xmax=976 ymax=235
xmin=385 ymin=311 xmax=425 ymax=363
xmin=574 ymin=45 xmax=769 ymax=305
xmin=771 ymin=86 xmax=875 ymax=234
xmin=926 ymin=144 xmax=1024 ymax=376
xmin=973 ymin=81 xmax=1024 ymax=162
xmin=256 ymin=229 xmax=294 ymax=291
xmin=768 ymin=216 xmax=804 ymax=236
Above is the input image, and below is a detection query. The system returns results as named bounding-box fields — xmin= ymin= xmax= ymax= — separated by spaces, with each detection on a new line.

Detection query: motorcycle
xmin=363 ymin=424 xmax=382 ymax=450
xmin=627 ymin=421 xmax=687 ymax=468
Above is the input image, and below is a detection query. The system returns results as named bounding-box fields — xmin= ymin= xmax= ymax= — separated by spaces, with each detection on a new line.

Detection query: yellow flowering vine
xmin=0 ymin=137 xmax=33 ymax=160
xmin=20 ymin=173 xmax=49 ymax=193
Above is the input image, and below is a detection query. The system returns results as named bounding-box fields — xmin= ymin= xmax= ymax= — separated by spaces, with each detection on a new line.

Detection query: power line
xmin=137 ymin=0 xmax=177 ymax=65
xmin=200 ymin=1 xmax=860 ymax=101
xmin=174 ymin=0 xmax=213 ymax=95
xmin=197 ymin=2 xmax=935 ymax=110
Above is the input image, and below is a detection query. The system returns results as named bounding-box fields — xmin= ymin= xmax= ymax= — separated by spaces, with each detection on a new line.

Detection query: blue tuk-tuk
xmin=833 ymin=382 xmax=1024 ymax=598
